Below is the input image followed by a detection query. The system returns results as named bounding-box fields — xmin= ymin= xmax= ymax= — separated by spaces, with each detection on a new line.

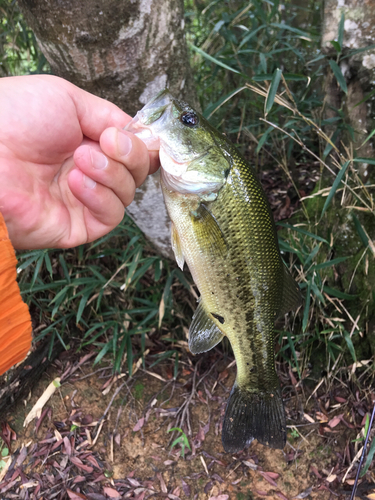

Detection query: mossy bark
xmin=322 ymin=0 xmax=375 ymax=183
xmin=18 ymin=0 xmax=198 ymax=259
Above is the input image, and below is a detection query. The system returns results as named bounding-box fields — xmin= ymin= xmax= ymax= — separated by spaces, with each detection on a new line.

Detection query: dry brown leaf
xmin=103 ymin=487 xmax=121 ymax=498
xmin=328 ymin=415 xmax=342 ymax=428
xmin=326 ymin=474 xmax=337 ymax=483
xmin=133 ymin=417 xmax=145 ymax=432
xmin=303 ymin=413 xmax=315 ymax=423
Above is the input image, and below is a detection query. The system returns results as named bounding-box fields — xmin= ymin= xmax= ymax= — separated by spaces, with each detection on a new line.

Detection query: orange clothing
xmin=0 ymin=212 xmax=32 ymax=375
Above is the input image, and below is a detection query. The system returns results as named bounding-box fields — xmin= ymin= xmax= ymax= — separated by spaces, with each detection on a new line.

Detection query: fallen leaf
xmin=258 ymin=471 xmax=278 ymax=487
xmin=209 ymin=496 xmax=229 ymax=500
xmin=334 ymin=396 xmax=346 ymax=403
xmin=328 ymin=415 xmax=342 ymax=428
xmin=0 ymin=422 xmax=16 ymax=449
xmin=103 ymin=487 xmax=121 ymax=498
xmin=303 ymin=413 xmax=315 ymax=423
xmin=276 ymin=493 xmax=289 ymax=500
xmin=67 ymin=490 xmax=87 ymax=499
xmin=326 ymin=474 xmax=336 ymax=483
xmin=243 ymin=460 xmax=257 ymax=470
xmin=133 ymin=417 xmax=145 ymax=432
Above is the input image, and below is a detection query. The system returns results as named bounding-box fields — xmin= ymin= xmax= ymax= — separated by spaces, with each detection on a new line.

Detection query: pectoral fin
xmin=190 ymin=204 xmax=228 ymax=258
xmin=189 ymin=301 xmax=224 ymax=354
xmin=277 ymin=265 xmax=303 ymax=317
xmin=171 ymin=223 xmax=185 ymax=270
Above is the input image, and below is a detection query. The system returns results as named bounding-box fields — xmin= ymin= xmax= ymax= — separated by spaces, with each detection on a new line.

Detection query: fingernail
xmin=83 ymin=174 xmax=96 ymax=189
xmin=90 ymin=149 xmax=108 ymax=170
xmin=117 ymin=130 xmax=132 ymax=157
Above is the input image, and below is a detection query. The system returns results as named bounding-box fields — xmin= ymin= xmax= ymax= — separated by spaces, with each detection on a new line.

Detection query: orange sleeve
xmin=0 ymin=212 xmax=32 ymax=375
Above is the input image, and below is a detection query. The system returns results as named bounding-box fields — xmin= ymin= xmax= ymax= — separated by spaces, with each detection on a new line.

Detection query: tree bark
xmin=322 ymin=0 xmax=375 ymax=182
xmin=17 ymin=0 xmax=197 ymax=258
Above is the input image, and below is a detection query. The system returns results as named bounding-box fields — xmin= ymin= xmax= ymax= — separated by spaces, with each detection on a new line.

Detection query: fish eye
xmin=180 ymin=111 xmax=199 ymax=127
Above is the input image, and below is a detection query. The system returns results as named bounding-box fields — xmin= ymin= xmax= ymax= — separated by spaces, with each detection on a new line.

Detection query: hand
xmin=0 ymin=75 xmax=159 ymax=250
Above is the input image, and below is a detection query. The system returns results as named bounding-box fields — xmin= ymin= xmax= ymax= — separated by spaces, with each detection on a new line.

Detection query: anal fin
xmin=189 ymin=301 xmax=224 ymax=354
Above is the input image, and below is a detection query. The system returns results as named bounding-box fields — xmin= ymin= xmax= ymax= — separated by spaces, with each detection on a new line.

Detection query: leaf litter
xmin=1 ymin=343 xmax=375 ymax=500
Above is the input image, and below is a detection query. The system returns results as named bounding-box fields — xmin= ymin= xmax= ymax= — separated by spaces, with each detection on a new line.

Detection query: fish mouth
xmin=125 ymin=90 xmax=174 ymax=149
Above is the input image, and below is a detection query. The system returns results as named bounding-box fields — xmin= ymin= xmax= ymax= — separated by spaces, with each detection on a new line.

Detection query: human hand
xmin=0 ymin=75 xmax=159 ymax=250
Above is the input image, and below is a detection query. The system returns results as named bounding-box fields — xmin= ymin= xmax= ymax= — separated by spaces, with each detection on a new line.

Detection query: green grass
xmin=18 ymin=215 xmax=193 ymax=374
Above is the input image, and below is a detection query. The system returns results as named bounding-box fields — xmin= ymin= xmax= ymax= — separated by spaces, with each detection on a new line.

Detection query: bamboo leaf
xmin=256 ymin=126 xmax=274 ymax=153
xmin=329 ymin=60 xmax=348 ymax=94
xmin=188 ymin=42 xmax=241 ymax=74
xmin=302 ymin=281 xmax=311 ymax=332
xmin=277 ymin=222 xmax=329 ymax=244
xmin=338 ymin=12 xmax=345 ymax=50
xmin=314 ymin=256 xmax=349 ymax=270
xmin=352 ymin=213 xmax=369 ymax=247
xmin=321 ymin=161 xmax=350 ymax=219
xmin=343 ymin=330 xmax=357 ymax=363
xmin=330 ymin=40 xmax=341 ymax=53
xmin=353 ymin=157 xmax=375 ymax=165
xmin=265 ymin=68 xmax=282 ymax=115
xmin=270 ymin=23 xmax=314 ymax=41
xmin=323 ymin=286 xmax=357 ymax=300
xmin=360 ymin=435 xmax=375 ymax=477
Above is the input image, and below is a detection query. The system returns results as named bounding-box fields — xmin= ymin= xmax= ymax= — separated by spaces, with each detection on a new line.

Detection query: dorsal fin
xmin=278 ymin=265 xmax=302 ymax=317
xmin=189 ymin=301 xmax=224 ymax=354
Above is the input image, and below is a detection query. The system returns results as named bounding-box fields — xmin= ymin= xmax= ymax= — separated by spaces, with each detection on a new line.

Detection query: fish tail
xmin=222 ymin=382 xmax=286 ymax=453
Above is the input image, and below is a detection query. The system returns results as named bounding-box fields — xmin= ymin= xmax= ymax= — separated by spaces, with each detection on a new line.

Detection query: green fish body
xmin=126 ymin=90 xmax=302 ymax=452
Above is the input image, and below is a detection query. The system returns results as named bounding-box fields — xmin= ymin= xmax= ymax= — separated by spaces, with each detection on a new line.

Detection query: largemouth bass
xmin=126 ymin=90 xmax=302 ymax=452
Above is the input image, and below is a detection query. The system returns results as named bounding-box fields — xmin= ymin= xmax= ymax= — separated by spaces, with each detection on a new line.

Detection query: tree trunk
xmin=322 ymin=0 xmax=375 ymax=183
xmin=17 ymin=0 xmax=197 ymax=259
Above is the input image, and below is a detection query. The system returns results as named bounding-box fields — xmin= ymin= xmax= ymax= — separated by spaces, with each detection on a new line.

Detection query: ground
xmin=0 ymin=345 xmax=374 ymax=500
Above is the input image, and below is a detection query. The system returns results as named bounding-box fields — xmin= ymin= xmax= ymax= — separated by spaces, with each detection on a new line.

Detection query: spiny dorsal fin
xmin=189 ymin=301 xmax=224 ymax=354
xmin=171 ymin=222 xmax=185 ymax=270
xmin=278 ymin=264 xmax=303 ymax=317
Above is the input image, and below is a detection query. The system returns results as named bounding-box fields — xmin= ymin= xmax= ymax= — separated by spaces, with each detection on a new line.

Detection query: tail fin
xmin=222 ymin=383 xmax=286 ymax=453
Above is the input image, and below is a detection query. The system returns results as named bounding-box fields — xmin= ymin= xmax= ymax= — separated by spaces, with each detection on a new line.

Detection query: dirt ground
xmin=0 ymin=346 xmax=374 ymax=500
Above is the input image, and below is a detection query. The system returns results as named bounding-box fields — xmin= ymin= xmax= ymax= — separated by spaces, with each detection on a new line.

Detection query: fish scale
xmin=126 ymin=89 xmax=302 ymax=453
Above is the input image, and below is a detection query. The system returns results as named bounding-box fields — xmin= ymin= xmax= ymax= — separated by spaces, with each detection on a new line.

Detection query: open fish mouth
xmin=125 ymin=90 xmax=174 ymax=150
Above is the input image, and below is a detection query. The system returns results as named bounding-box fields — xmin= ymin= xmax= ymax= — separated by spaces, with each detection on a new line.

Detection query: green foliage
xmin=168 ymin=427 xmax=191 ymax=458
xmin=186 ymin=0 xmax=375 ymax=379
xmin=18 ymin=216 xmax=192 ymax=374
xmin=0 ymin=0 xmax=49 ymax=75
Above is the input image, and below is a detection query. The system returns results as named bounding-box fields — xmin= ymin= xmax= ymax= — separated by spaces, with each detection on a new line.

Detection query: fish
xmin=126 ymin=89 xmax=302 ymax=453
